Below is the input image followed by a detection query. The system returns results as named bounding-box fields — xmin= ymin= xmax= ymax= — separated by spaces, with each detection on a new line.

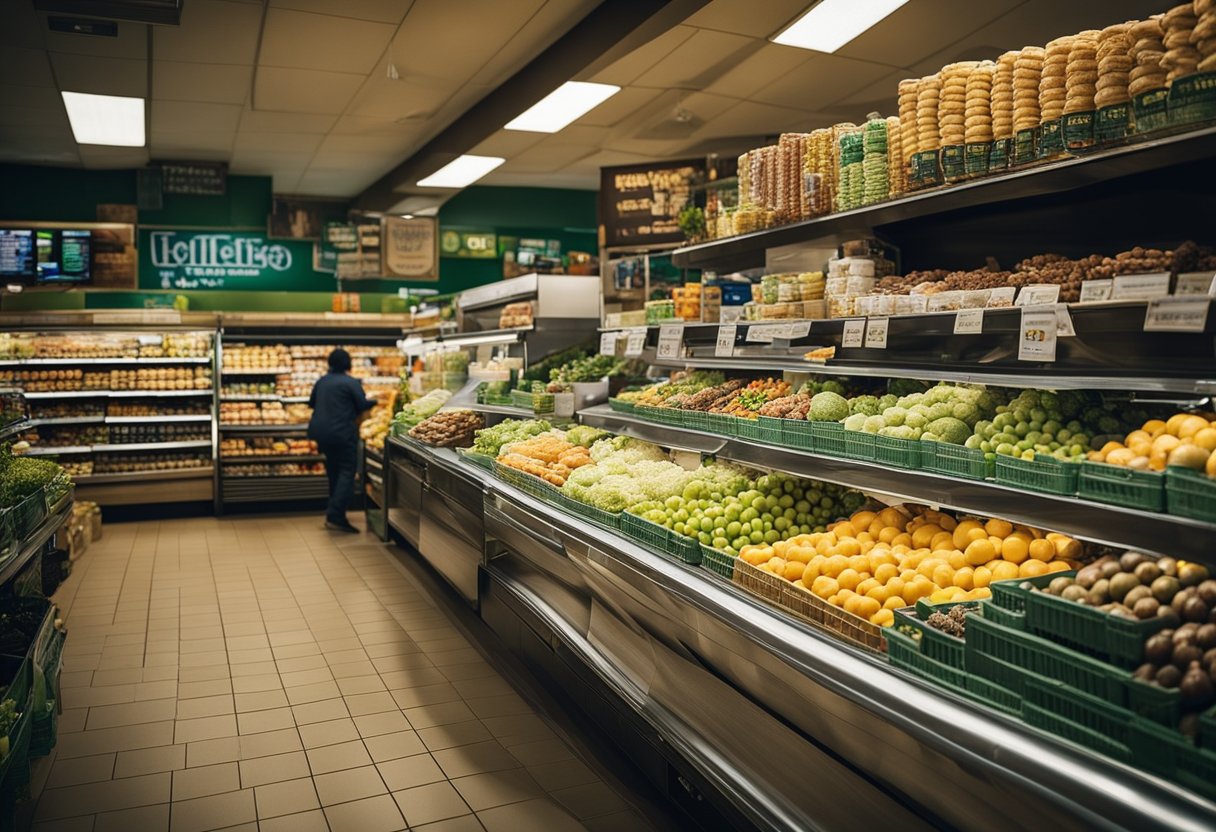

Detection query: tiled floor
xmin=29 ymin=515 xmax=662 ymax=832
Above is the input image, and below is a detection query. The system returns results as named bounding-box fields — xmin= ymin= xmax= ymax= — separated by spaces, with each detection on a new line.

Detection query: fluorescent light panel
xmin=61 ymin=91 xmax=145 ymax=147
xmin=416 ymin=155 xmax=505 ymax=188
xmin=773 ymin=0 xmax=909 ymax=53
xmin=505 ymin=81 xmax=620 ymax=133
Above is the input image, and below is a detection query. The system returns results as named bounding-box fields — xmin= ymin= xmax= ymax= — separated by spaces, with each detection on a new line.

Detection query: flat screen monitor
xmin=0 ymin=229 xmax=35 ymax=278
xmin=35 ymin=229 xmax=92 ymax=284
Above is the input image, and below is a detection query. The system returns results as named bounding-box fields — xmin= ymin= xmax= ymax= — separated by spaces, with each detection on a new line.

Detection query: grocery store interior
xmin=1 ymin=0 xmax=1216 ymax=830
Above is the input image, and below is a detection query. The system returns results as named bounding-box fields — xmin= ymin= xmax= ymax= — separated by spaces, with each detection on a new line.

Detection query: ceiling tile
xmin=683 ymin=0 xmax=813 ymax=39
xmin=751 ymin=52 xmax=896 ymax=111
xmin=468 ymin=129 xmax=547 ymax=159
xmin=687 ymin=99 xmax=813 ymax=142
xmin=253 ymin=66 xmax=364 ymax=114
xmin=153 ymin=61 xmax=252 ymax=104
xmin=501 ymin=140 xmax=596 ymax=173
xmin=0 ymin=86 xmax=68 ymax=129
xmin=572 ymin=86 xmax=664 ymax=128
xmin=316 ymin=132 xmax=414 ymax=154
xmin=234 ymin=131 xmax=324 ymax=154
xmin=259 ymin=8 xmax=396 ymax=75
xmin=238 ymin=109 xmax=337 ymax=133
xmin=154 ymin=0 xmax=263 ymax=64
xmin=152 ymin=101 xmax=243 ymax=133
xmin=296 ymin=168 xmax=382 ymax=196
xmin=50 ymin=53 xmax=146 ymax=97
xmin=270 ymin=0 xmax=415 ymax=24
xmin=586 ymin=25 xmax=698 ymax=87
xmin=345 ymin=75 xmax=452 ymax=120
xmin=150 ymin=130 xmax=235 ymax=159
xmin=229 ymin=149 xmax=315 ymax=173
xmin=466 ymin=0 xmax=586 ymax=88
xmin=837 ymin=0 xmax=1021 ymax=69
xmin=327 ymin=115 xmax=405 ymax=136
xmin=0 ymin=2 xmax=41 ymax=48
xmin=0 ymin=47 xmax=54 ymax=88
xmin=309 ymin=149 xmax=402 ymax=170
xmin=631 ymin=28 xmax=757 ymax=90
xmin=44 ymin=21 xmax=147 ymax=59
xmin=270 ymin=169 xmax=306 ymax=192
xmin=703 ymin=44 xmax=811 ymax=100
xmin=77 ymin=146 xmax=150 ymax=168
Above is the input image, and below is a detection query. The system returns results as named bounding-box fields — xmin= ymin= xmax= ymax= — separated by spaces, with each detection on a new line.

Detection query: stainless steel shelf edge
xmin=579 ymin=405 xmax=1215 ymax=562
xmin=92 ymin=440 xmax=212 ymax=452
xmin=29 ymin=417 xmax=104 ymax=426
xmin=0 ymin=357 xmax=211 ymax=366
xmin=72 ymin=467 xmax=214 ymax=485
xmin=219 ymin=455 xmax=323 ymax=464
xmin=106 ymin=415 xmax=211 ymax=424
xmin=24 ymin=389 xmax=214 ymax=399
xmin=23 ymin=446 xmax=91 ymax=456
xmin=0 ymin=420 xmax=33 ymax=440
xmin=0 ymin=497 xmax=71 ymax=585
xmin=218 ymin=424 xmax=309 ymax=432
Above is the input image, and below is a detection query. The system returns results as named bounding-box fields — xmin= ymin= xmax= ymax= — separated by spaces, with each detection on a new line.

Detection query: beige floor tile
xmin=236 ymin=706 xmax=296 ymax=735
xmin=376 ymin=753 xmax=446 ymax=792
xmin=135 ymin=680 xmax=179 ymax=702
xmin=230 ymin=673 xmax=281 ymax=694
xmin=453 ymin=769 xmax=546 ymax=811
xmin=432 ymin=742 xmax=522 ymax=780
xmin=185 ymin=737 xmax=242 ymax=768
xmin=465 ymin=695 xmax=533 ymax=720
xmin=362 ymin=730 xmax=427 ymax=763
xmin=173 ymin=714 xmax=237 ymax=744
xmin=93 ymin=803 xmax=170 ymax=832
xmin=45 ymin=752 xmax=116 ymax=788
xmin=583 ymin=808 xmax=656 ymax=832
xmin=257 ymin=808 xmax=330 ymax=832
xmin=228 ymin=647 xmax=275 ymax=665
xmin=354 ymin=710 xmax=411 ymax=738
xmin=550 ymin=781 xmax=630 ymax=819
xmin=526 ymin=759 xmax=600 ymax=792
xmin=417 ymin=720 xmax=493 ymax=752
xmin=177 ymin=666 xmax=229 ymax=684
xmin=336 ymin=675 xmax=386 ymax=696
xmin=390 ymin=683 xmax=462 ymax=710
xmin=65 ymin=685 xmax=137 ymax=709
xmin=323 ymin=794 xmax=406 ymax=832
xmin=280 ymin=667 xmax=333 ymax=688
xmin=237 ymin=727 xmax=302 ymax=760
xmin=233 ymin=689 xmax=288 ymax=713
xmin=477 ymin=798 xmax=586 ymax=832
xmin=291 ymin=698 xmax=349 ymax=725
xmin=272 ymin=642 xmax=321 ymax=660
xmin=174 ymin=694 xmax=233 ymax=720
xmin=507 ymin=738 xmax=576 ymax=767
xmin=172 ymin=761 xmax=239 ymax=801
xmin=402 ymin=701 xmax=475 ymax=730
xmin=255 ymin=776 xmax=320 ymax=818
xmin=298 ymin=717 xmax=360 ymax=749
xmin=113 ymin=744 xmax=187 ymax=779
xmin=238 ymin=749 xmax=312 ymax=789
xmin=412 ymin=814 xmax=486 ymax=832
xmin=306 ymin=739 xmax=371 ymax=775
xmin=37 ymin=772 xmax=171 ymax=820
xmin=371 ymin=652 xmax=435 ymax=674
xmin=176 ymin=679 xmax=232 ymax=700
xmin=56 ymin=721 xmax=176 ymax=759
xmin=314 ymin=764 xmax=387 ymax=805
xmin=392 ymin=781 xmax=471 ymax=827
xmin=168 ymin=788 xmax=255 ymax=832
xmin=35 ymin=815 xmax=100 ymax=832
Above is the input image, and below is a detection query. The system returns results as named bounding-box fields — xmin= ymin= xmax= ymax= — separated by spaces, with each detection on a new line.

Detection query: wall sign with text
xmin=383 ymin=216 xmax=438 ymax=280
xmin=599 ymin=158 xmax=704 ymax=248
xmin=138 ymin=229 xmax=329 ymax=291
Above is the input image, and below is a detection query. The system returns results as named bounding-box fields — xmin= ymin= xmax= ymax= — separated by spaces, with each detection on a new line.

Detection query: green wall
xmin=0 ymin=165 xmax=597 ymax=308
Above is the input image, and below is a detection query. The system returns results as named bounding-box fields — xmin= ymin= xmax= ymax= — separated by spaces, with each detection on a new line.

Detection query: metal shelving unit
xmin=0 ymin=356 xmax=210 ymax=366
xmin=0 ymin=494 xmax=73 ymax=586
xmin=24 ymin=389 xmax=214 ymax=399
xmin=219 ymin=454 xmax=323 ymax=464
xmin=217 ymin=424 xmax=309 ymax=433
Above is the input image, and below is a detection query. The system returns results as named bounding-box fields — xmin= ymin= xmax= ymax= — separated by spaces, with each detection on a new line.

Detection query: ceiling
xmin=0 ymin=0 xmax=1176 ymax=201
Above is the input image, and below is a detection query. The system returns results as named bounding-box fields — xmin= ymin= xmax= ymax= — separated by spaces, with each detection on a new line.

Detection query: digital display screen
xmin=0 ymin=230 xmax=34 ymax=277
xmin=34 ymin=229 xmax=92 ymax=284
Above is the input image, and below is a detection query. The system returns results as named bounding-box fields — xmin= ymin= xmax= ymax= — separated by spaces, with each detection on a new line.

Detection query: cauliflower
xmin=925 ymin=416 xmax=971 ymax=444
xmin=882 ymin=406 xmax=907 ymax=427
xmin=807 ymin=391 xmax=851 ymax=422
xmin=862 ymin=415 xmax=885 ymax=433
xmin=843 ymin=413 xmax=867 ymax=432
xmin=848 ymin=395 xmax=881 ymax=417
xmin=904 ymin=411 xmax=927 ymax=430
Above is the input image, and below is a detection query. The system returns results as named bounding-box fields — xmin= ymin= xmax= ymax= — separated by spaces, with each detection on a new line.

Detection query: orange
xmin=874 ymin=563 xmax=899 ymax=584
xmin=822 ymin=555 xmax=849 ymax=577
xmin=783 ymin=561 xmax=805 ymax=581
xmin=990 ymin=561 xmax=1020 ymax=582
xmin=972 ymin=566 xmax=992 ymax=588
xmin=1046 ymin=560 xmax=1072 ymax=573
xmin=1019 ymin=559 xmax=1050 ymax=577
xmin=856 ymin=578 xmax=881 ymax=596
xmin=932 ymin=564 xmax=955 ymax=589
xmin=985 ymin=518 xmax=1013 ymax=538
xmin=1001 ymin=536 xmax=1029 ymax=564
xmin=965 ymin=538 xmax=996 ymax=566
xmin=832 ymin=521 xmax=857 ymax=539
xmin=884 ymin=595 xmax=906 ymax=611
xmin=871 ymin=608 xmax=895 ymax=627
xmin=847 ymin=554 xmax=869 ymax=573
xmin=850 ymin=510 xmax=877 ymax=530
xmin=930 ymin=531 xmax=955 ymax=551
xmin=1028 ymin=539 xmax=1055 ymax=561
xmin=854 ymin=597 xmax=881 ymax=619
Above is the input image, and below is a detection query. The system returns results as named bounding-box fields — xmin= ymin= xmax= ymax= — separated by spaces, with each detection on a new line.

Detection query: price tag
xmin=784 ymin=321 xmax=811 ymax=340
xmin=1112 ymin=272 xmax=1170 ymax=300
xmin=715 ymin=324 xmax=737 ymax=357
xmin=1018 ymin=306 xmax=1058 ymax=362
xmin=1079 ymin=279 xmax=1113 ymax=303
xmin=656 ymin=324 xmax=683 ymax=360
xmin=1056 ymin=304 xmax=1076 ymax=337
xmin=841 ymin=319 xmax=865 ymax=348
xmin=926 ymin=291 xmax=962 ymax=312
xmin=1174 ymin=272 xmax=1216 ymax=296
xmin=624 ymin=329 xmax=647 ymax=358
xmin=864 ymin=317 xmax=889 ymax=349
xmin=954 ymin=308 xmax=984 ymax=334
xmin=137 ymin=335 xmax=165 ymax=346
xmin=1144 ymin=297 xmax=1210 ymax=332
xmin=1016 ymin=285 xmax=1060 ymax=306
xmin=987 ymin=287 xmax=1016 ymax=307
xmin=745 ymin=324 xmax=784 ymax=343
xmin=599 ymin=331 xmax=619 ymax=356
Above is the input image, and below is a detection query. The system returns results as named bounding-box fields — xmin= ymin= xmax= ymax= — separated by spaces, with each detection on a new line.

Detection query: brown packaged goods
xmin=408 ymin=410 xmax=485 ymax=448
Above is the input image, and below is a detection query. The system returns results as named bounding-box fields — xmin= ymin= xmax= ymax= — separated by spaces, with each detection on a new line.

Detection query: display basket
xmin=754 ymin=416 xmax=786 ymax=446
xmin=1164 ymin=466 xmax=1216 ymax=522
xmin=966 ymin=675 xmax=1023 ymax=717
xmin=809 ymin=421 xmax=847 ymax=456
xmin=1024 ymin=586 xmax=1169 ymax=669
xmin=1077 ymin=461 xmax=1164 ymax=512
xmin=1130 ymin=717 xmax=1216 ymax=802
xmin=730 ymin=557 xmax=788 ymax=607
xmin=921 ymin=441 xmax=994 ymax=481
xmin=782 ymin=419 xmax=816 ymax=452
xmin=492 ymin=462 xmax=558 ymax=503
xmin=606 ymin=397 xmax=636 ymax=414
xmin=549 ymin=490 xmax=619 ymax=532
xmin=910 ymin=599 xmax=984 ymax=668
xmin=8 ymin=488 xmax=48 ymax=540
xmin=699 ymin=545 xmax=737 ymax=579
xmin=704 ymin=412 xmax=737 ymax=436
xmin=840 ymin=430 xmax=876 ymax=462
xmin=457 ymin=448 xmax=496 ymax=471
xmin=873 ymin=435 xmax=921 ymax=469
xmin=733 ymin=417 xmax=764 ymax=443
xmin=1023 ymin=676 xmax=1134 ymax=764
xmin=0 ymin=656 xmax=34 ymax=802
xmin=620 ymin=512 xmax=701 ymax=564
xmin=780 ymin=581 xmax=885 ymax=653
xmin=885 ymin=625 xmax=971 ymax=697
xmin=993 ymin=454 xmax=1079 ymax=496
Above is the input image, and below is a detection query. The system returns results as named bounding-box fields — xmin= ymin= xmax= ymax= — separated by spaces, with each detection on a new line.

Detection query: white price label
xmin=841 ymin=319 xmax=865 ymax=348
xmin=715 ymin=325 xmax=738 ymax=357
xmin=1174 ymin=272 xmax=1216 ymax=296
xmin=1016 ymin=285 xmax=1061 ymax=306
xmin=1079 ymin=279 xmax=1113 ymax=302
xmin=1056 ymin=304 xmax=1076 ymax=337
xmin=784 ymin=321 xmax=811 ymax=340
xmin=864 ymin=317 xmax=889 ymax=349
xmin=1018 ymin=307 xmax=1058 ymax=362
xmin=745 ymin=324 xmax=784 ymax=343
xmin=927 ymin=291 xmax=962 ymax=312
xmin=987 ymin=287 xmax=1016 ymax=307
xmin=599 ymin=331 xmax=619 ymax=356
xmin=1144 ymin=297 xmax=1210 ymax=332
xmin=137 ymin=335 xmax=165 ymax=346
xmin=1112 ymin=272 xmax=1171 ymax=301
xmin=624 ymin=329 xmax=647 ymax=358
xmin=656 ymin=324 xmax=683 ymax=360
xmin=954 ymin=308 xmax=984 ymax=334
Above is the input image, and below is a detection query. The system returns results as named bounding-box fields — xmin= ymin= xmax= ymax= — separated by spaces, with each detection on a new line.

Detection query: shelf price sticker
xmin=864 ymin=317 xmax=889 ymax=349
xmin=623 ymin=328 xmax=647 ymax=358
xmin=1112 ymin=272 xmax=1170 ymax=301
xmin=1079 ymin=279 xmax=1113 ymax=303
xmin=1018 ymin=306 xmax=1058 ymax=362
xmin=1174 ymin=272 xmax=1216 ymax=296
xmin=1016 ymin=285 xmax=1060 ymax=307
xmin=1144 ymin=297 xmax=1210 ymax=332
xmin=715 ymin=324 xmax=738 ymax=357
xmin=841 ymin=319 xmax=865 ymax=348
xmin=745 ymin=324 xmax=788 ymax=344
xmin=986 ymin=287 xmax=1016 ymax=307
xmin=954 ymin=308 xmax=984 ymax=334
xmin=655 ymin=324 xmax=683 ymax=360
xmin=599 ymin=331 xmax=619 ymax=356
xmin=1056 ymin=304 xmax=1076 ymax=337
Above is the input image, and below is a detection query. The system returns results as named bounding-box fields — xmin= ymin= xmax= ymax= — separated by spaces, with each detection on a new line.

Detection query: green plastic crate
xmin=1025 ymin=588 xmax=1169 ymax=669
xmin=886 ymin=626 xmax=972 ymax=697
xmin=621 ymin=512 xmax=701 ymax=564
xmin=1165 ymin=466 xmax=1216 ymax=522
xmin=1078 ymin=461 xmax=1165 ymax=512
xmin=607 ymin=397 xmax=636 ymax=414
xmin=967 ymin=675 xmax=1022 ymax=717
xmin=457 ymin=448 xmax=496 ymax=471
xmin=1200 ymin=704 xmax=1216 ymax=752
xmin=809 ymin=421 xmax=847 ymax=456
xmin=1023 ymin=676 xmax=1134 ymax=763
xmin=9 ymin=488 xmax=47 ymax=539
xmin=980 ymin=601 xmax=1026 ymax=631
xmin=896 ymin=605 xmax=966 ymax=669
xmin=549 ymin=490 xmax=619 ymax=531
xmin=988 ymin=572 xmax=1064 ymax=615
xmin=782 ymin=420 xmax=815 ymax=452
xmin=1123 ymin=675 xmax=1181 ymax=727
xmin=663 ymin=528 xmax=703 ymax=564
xmin=704 ymin=412 xmax=737 ymax=436
xmin=755 ymin=416 xmax=785 ymax=446
xmin=873 ymin=435 xmax=921 ymax=469
xmin=681 ymin=410 xmax=710 ymax=431
xmin=733 ymin=417 xmax=763 ymax=442
xmin=841 ymin=430 xmax=876 ymax=462
xmin=699 ymin=545 xmax=737 ymax=579
xmin=993 ymin=454 xmax=1080 ymax=496
xmin=0 ymin=657 xmax=33 ymax=803
xmin=1131 ymin=718 xmax=1216 ymax=802
xmin=492 ymin=462 xmax=558 ymax=503
xmin=633 ymin=404 xmax=668 ymax=425
xmin=921 ymin=441 xmax=994 ymax=481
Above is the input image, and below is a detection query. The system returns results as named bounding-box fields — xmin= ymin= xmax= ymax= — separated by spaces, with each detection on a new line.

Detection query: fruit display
xmin=360 ymin=401 xmax=394 ymax=452
xmin=19 ymin=425 xmax=107 ymax=447
xmin=0 ymin=447 xmax=69 ymax=507
xmin=0 ymin=332 xmax=209 ymax=359
xmin=107 ymin=424 xmax=209 ymax=443
xmin=408 ymin=410 xmax=485 ymax=447
xmin=547 ymin=354 xmax=628 ymax=384
xmin=225 ymin=462 xmax=325 ymax=477
xmin=498 ymin=434 xmax=593 ymax=486
xmin=1090 ymin=411 xmax=1216 ymax=474
xmin=715 ymin=378 xmax=792 ymax=419
xmin=471 ymin=419 xmax=552 ymax=458
xmin=105 ymin=402 xmax=209 ymax=418
xmin=975 ymin=389 xmax=1133 ymax=461
xmin=392 ymin=389 xmax=452 ymax=434
xmin=92 ymin=452 xmax=209 ymax=473
xmin=499 ymin=301 xmax=533 ymax=329
xmin=60 ymin=460 xmax=93 ymax=477
xmin=220 ymin=401 xmax=310 ymax=426
xmin=220 ymin=438 xmax=316 ymax=458
xmin=222 ymin=345 xmax=290 ymax=371
xmin=222 ymin=343 xmax=401 ymax=397
xmin=841 ymin=384 xmax=997 ymax=441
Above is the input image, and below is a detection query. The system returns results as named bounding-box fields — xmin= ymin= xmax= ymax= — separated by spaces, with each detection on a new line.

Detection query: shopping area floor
xmin=26 ymin=515 xmax=670 ymax=832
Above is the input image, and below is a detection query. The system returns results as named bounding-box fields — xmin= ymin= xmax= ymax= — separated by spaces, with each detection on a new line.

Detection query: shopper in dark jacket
xmin=308 ymin=348 xmax=376 ymax=532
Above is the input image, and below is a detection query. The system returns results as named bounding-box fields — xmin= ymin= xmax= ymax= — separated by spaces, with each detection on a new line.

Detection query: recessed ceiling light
xmin=61 ymin=91 xmax=145 ymax=147
xmin=416 ymin=155 xmax=505 ymax=188
xmin=505 ymin=81 xmax=620 ymax=133
xmin=773 ymin=0 xmax=910 ymax=53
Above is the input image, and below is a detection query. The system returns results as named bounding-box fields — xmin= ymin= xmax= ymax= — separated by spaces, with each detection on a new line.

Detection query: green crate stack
xmin=1131 ymin=719 xmax=1216 ymax=802
xmin=1023 ymin=676 xmax=1135 ymax=763
xmin=1165 ymin=466 xmax=1216 ymax=522
xmin=457 ymin=448 xmax=496 ymax=471
xmin=733 ymin=417 xmax=763 ymax=442
xmin=967 ymin=675 xmax=1023 ymax=717
xmin=782 ymin=419 xmax=815 ymax=452
xmin=29 ymin=609 xmax=62 ymax=758
xmin=0 ymin=658 xmax=34 ymax=818
xmin=886 ymin=626 xmax=972 ymax=698
xmin=550 ymin=490 xmax=620 ymax=531
xmin=10 ymin=488 xmax=47 ymax=539
xmin=607 ymin=397 xmax=636 ymax=414
xmin=809 ymin=421 xmax=847 ymax=456
xmin=1024 ymin=589 xmax=1169 ymax=669
xmin=699 ymin=545 xmax=737 ymax=579
xmin=755 ymin=416 xmax=785 ymax=445
xmin=873 ymin=435 xmax=921 ymax=469
xmin=993 ymin=454 xmax=1080 ymax=496
xmin=1078 ymin=461 xmax=1165 ymax=512
xmin=841 ymin=429 xmax=876 ymax=461
xmin=921 ymin=441 xmax=994 ymax=481
xmin=704 ymin=412 xmax=737 ymax=436
xmin=897 ymin=606 xmax=966 ymax=668
xmin=681 ymin=410 xmax=709 ymax=431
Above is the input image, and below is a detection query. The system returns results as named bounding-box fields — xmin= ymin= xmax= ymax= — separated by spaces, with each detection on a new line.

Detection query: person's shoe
xmin=325 ymin=519 xmax=360 ymax=534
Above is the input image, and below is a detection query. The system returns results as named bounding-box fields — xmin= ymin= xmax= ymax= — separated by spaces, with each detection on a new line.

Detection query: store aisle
xmin=28 ymin=516 xmax=661 ymax=832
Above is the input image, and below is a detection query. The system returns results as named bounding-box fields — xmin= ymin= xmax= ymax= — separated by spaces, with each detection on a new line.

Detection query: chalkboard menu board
xmin=599 ymin=158 xmax=703 ymax=248
xmin=161 ymin=162 xmax=227 ymax=196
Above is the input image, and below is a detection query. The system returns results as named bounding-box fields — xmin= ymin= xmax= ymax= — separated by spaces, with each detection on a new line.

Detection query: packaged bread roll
xmin=1065 ymin=30 xmax=1100 ymax=114
xmin=992 ymin=51 xmax=1018 ymax=139
xmin=1013 ymin=46 xmax=1046 ymax=130
xmin=1129 ymin=16 xmax=1169 ymax=95
xmin=1095 ymin=22 xmax=1134 ymax=108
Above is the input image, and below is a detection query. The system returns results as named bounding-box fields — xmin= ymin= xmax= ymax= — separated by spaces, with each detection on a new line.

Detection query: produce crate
xmin=782 ymin=419 xmax=816 ymax=452
xmin=809 ymin=421 xmax=847 ymax=456
xmin=921 ymin=441 xmax=994 ymax=481
xmin=873 ymin=435 xmax=921 ymax=469
xmin=1077 ymin=461 xmax=1165 ymax=512
xmin=840 ymin=430 xmax=876 ymax=462
xmin=699 ymin=545 xmax=737 ymax=579
xmin=680 ymin=410 xmax=710 ymax=431
xmin=606 ymin=397 xmax=636 ymax=414
xmin=0 ymin=515 xmax=13 ymax=564
xmin=993 ymin=454 xmax=1079 ymax=496
xmin=9 ymin=488 xmax=47 ymax=539
xmin=1165 ymin=466 xmax=1216 ymax=522
xmin=1130 ymin=719 xmax=1216 ymax=802
xmin=988 ymin=571 xmax=1063 ymax=614
xmin=781 ymin=581 xmax=885 ymax=653
xmin=45 ymin=479 xmax=72 ymax=517
xmin=911 ymin=600 xmax=983 ymax=668
xmin=965 ymin=613 xmax=1125 ymax=703
xmin=549 ymin=490 xmax=619 ymax=532
xmin=966 ymin=675 xmax=1023 ymax=717
xmin=1024 ymin=587 xmax=1169 ymax=669
xmin=979 ymin=601 xmax=1026 ymax=631
xmin=885 ymin=625 xmax=971 ymax=697
xmin=731 ymin=557 xmax=788 ymax=607
xmin=703 ymin=412 xmax=737 ymax=436
xmin=30 ymin=614 xmax=63 ymax=758
xmin=492 ymin=462 xmax=559 ymax=503
xmin=0 ymin=657 xmax=34 ymax=804
xmin=755 ymin=416 xmax=785 ymax=445
xmin=1123 ymin=675 xmax=1181 ymax=727
xmin=733 ymin=417 xmax=764 ymax=443
xmin=1201 ymin=704 xmax=1216 ymax=752
xmin=620 ymin=512 xmax=700 ymax=564
xmin=1023 ymin=676 xmax=1134 ymax=763
xmin=457 ymin=448 xmax=496 ymax=471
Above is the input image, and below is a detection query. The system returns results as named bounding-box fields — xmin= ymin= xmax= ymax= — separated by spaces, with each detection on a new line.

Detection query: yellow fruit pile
xmin=498 ymin=434 xmax=592 ymax=486
xmin=1090 ymin=412 xmax=1216 ymax=475
xmin=739 ymin=506 xmax=1080 ymax=628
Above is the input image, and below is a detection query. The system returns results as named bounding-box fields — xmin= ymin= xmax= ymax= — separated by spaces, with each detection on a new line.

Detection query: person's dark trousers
xmin=318 ymin=440 xmax=358 ymax=524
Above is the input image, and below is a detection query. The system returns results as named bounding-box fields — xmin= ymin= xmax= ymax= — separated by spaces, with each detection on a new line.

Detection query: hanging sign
xmin=383 ymin=216 xmax=438 ymax=280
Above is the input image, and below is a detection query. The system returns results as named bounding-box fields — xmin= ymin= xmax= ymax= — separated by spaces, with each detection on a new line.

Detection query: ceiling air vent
xmin=34 ymin=0 xmax=183 ymax=26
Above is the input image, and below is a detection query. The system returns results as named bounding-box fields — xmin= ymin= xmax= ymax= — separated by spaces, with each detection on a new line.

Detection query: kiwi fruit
xmin=1133 ymin=662 xmax=1157 ymax=681
xmin=1197 ymin=623 xmax=1216 ymax=651
xmin=1134 ymin=561 xmax=1163 ymax=585
xmin=1157 ymin=606 xmax=1181 ymax=627
xmin=1062 ymin=585 xmax=1089 ymax=603
xmin=1109 ymin=572 xmax=1140 ymax=603
xmin=1152 ymin=575 xmax=1181 ymax=604
xmin=1048 ymin=576 xmax=1074 ymax=596
xmin=1180 ymin=661 xmax=1215 ymax=708
xmin=1157 ymin=664 xmax=1183 ymax=688
xmin=1124 ymin=585 xmax=1153 ymax=607
xmin=1134 ymin=597 xmax=1160 ymax=619
xmin=1197 ymin=580 xmax=1216 ymax=606
xmin=1121 ymin=551 xmax=1149 ymax=572
xmin=1174 ymin=643 xmax=1203 ymax=669
xmin=1101 ymin=560 xmax=1122 ymax=579
xmin=1184 ymin=596 xmax=1209 ymax=624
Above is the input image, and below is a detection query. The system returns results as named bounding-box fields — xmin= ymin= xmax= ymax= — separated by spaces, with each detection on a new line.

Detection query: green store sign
xmin=440 ymin=229 xmax=497 ymax=259
xmin=139 ymin=229 xmax=333 ymax=291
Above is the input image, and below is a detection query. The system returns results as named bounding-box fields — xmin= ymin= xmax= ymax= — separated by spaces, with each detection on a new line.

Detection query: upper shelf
xmin=671 ymin=125 xmax=1216 ymax=271
xmin=0 ymin=357 xmax=211 ymax=366
xmin=25 ymin=389 xmax=213 ymax=399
